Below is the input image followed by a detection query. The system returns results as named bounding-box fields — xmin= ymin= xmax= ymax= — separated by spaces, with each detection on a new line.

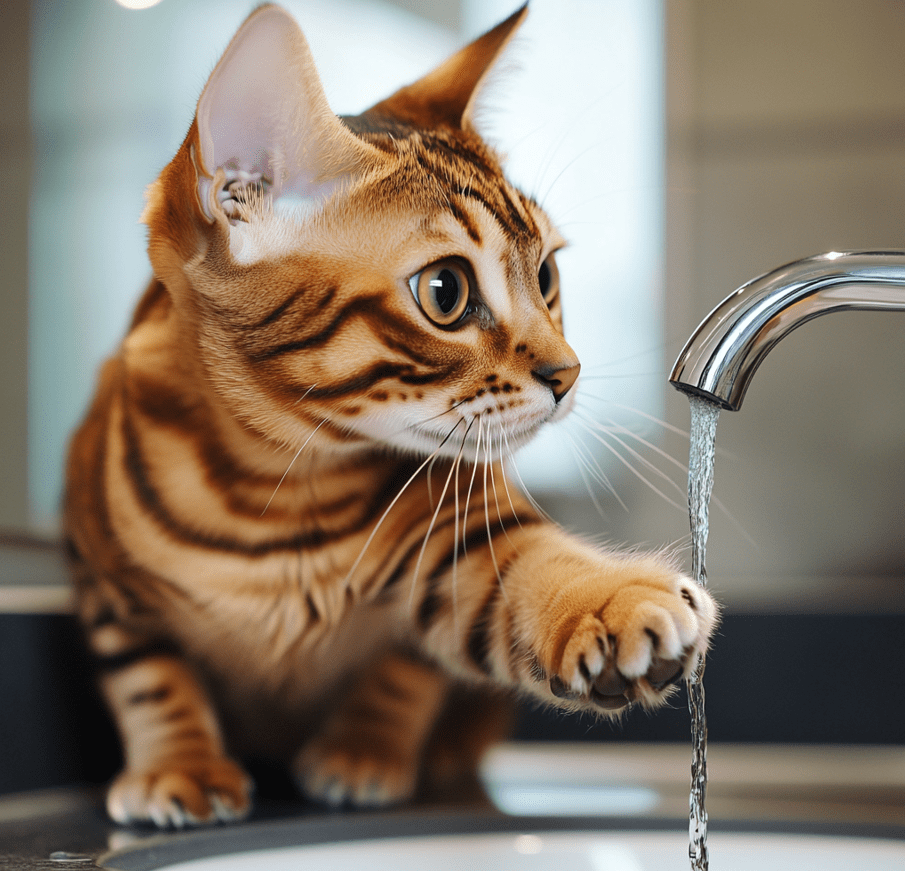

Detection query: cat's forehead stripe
xmin=456 ymin=184 xmax=539 ymax=247
xmin=445 ymin=196 xmax=482 ymax=246
xmin=345 ymin=117 xmax=544 ymax=248
xmin=411 ymin=137 xmax=541 ymax=246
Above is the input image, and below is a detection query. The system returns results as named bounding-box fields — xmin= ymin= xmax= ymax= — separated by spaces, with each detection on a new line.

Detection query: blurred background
xmin=0 ymin=0 xmax=903 ymax=795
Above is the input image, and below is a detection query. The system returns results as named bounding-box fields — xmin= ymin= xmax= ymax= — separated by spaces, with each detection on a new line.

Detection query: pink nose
xmin=533 ymin=362 xmax=581 ymax=403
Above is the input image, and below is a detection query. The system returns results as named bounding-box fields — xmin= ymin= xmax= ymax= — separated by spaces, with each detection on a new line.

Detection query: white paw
xmin=546 ymin=577 xmax=717 ymax=713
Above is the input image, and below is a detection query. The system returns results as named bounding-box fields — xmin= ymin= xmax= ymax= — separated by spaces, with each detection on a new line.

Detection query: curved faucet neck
xmin=670 ymin=250 xmax=905 ymax=411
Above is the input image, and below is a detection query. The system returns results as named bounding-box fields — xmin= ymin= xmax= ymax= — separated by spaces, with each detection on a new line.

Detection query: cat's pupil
xmin=431 ymin=270 xmax=460 ymax=314
xmin=538 ymin=260 xmax=551 ymax=297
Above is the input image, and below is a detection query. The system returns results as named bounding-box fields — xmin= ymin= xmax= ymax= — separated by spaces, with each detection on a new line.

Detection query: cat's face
xmin=143 ymin=5 xmax=579 ymax=463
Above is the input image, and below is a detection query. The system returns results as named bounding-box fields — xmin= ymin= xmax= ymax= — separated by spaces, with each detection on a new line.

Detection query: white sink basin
xmin=131 ymin=830 xmax=905 ymax=871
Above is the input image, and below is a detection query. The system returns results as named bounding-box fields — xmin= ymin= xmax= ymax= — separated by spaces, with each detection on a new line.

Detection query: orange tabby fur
xmin=64 ymin=4 xmax=717 ymax=827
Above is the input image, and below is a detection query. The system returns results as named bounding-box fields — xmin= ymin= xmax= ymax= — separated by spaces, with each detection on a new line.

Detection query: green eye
xmin=410 ymin=259 xmax=472 ymax=326
xmin=538 ymin=252 xmax=560 ymax=305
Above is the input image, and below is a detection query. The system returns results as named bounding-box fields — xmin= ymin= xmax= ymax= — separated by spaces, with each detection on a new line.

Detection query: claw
xmin=208 ymin=793 xmax=245 ymax=823
xmin=150 ymin=799 xmax=188 ymax=829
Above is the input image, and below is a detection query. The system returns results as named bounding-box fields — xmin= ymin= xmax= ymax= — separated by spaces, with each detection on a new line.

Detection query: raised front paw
xmin=537 ymin=562 xmax=717 ymax=714
xmin=106 ymin=756 xmax=252 ymax=828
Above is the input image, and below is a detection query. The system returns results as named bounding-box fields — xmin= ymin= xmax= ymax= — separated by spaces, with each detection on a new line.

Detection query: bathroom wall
xmin=0 ymin=0 xmax=30 ymax=531
xmin=551 ymin=0 xmax=905 ymax=616
xmin=671 ymin=0 xmax=905 ymax=611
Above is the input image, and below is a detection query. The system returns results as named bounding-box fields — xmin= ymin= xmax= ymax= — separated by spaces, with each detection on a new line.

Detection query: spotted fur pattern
xmin=64 ymin=4 xmax=717 ymax=827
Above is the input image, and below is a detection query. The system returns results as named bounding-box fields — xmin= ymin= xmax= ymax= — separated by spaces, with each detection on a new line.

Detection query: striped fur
xmin=64 ymin=5 xmax=717 ymax=827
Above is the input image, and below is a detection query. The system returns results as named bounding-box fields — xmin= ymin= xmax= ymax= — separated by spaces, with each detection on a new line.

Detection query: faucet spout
xmin=669 ymin=250 xmax=905 ymax=411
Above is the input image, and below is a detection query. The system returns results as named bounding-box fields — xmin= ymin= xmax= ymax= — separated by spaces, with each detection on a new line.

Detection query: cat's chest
xmin=177 ymin=584 xmax=402 ymax=707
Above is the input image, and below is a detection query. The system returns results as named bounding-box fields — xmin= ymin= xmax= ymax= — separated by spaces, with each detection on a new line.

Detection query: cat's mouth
xmin=365 ymin=381 xmax=576 ymax=462
xmin=408 ymin=413 xmax=552 ymax=465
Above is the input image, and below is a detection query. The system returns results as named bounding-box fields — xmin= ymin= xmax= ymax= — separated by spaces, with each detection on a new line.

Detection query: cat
xmin=63 ymin=3 xmax=717 ymax=828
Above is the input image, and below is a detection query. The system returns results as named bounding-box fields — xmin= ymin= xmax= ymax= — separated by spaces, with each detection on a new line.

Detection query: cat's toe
xmin=541 ymin=570 xmax=717 ymax=715
xmin=295 ymin=740 xmax=417 ymax=809
xmin=106 ymin=759 xmax=252 ymax=828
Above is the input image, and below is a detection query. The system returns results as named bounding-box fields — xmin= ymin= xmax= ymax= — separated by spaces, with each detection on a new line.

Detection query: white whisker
xmin=261 ymin=418 xmax=329 ymax=516
xmin=450 ymin=419 xmax=474 ymax=637
xmin=482 ymin=423 xmax=507 ymax=602
xmin=565 ymin=433 xmax=611 ymax=520
xmin=597 ymin=425 xmax=685 ymax=501
xmin=527 ymin=92 xmax=611 ymax=206
xmin=536 ymin=143 xmax=601 ymax=209
xmin=577 ymin=400 xmax=754 ymax=545
xmin=572 ymin=414 xmax=685 ymax=511
xmin=462 ymin=415 xmax=484 ymax=557
xmin=498 ymin=427 xmax=524 ymax=530
xmin=349 ymin=399 xmax=469 ymax=450
xmin=564 ymin=429 xmax=627 ymax=513
xmin=426 ymin=451 xmax=440 ymax=510
xmin=486 ymin=428 xmax=516 ymax=547
xmin=577 ymin=393 xmax=690 ymax=440
xmin=344 ymin=419 xmax=465 ymax=586
xmin=577 ymin=372 xmax=661 ymax=381
xmin=501 ymin=443 xmax=555 ymax=525
xmin=407 ymin=434 xmax=463 ymax=614
xmin=292 ymin=383 xmax=318 ymax=405
xmin=601 ymin=417 xmax=689 ymax=477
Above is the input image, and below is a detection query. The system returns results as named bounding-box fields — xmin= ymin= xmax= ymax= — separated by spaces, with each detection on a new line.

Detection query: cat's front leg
xmin=422 ymin=523 xmax=717 ymax=714
xmin=96 ymin=641 xmax=252 ymax=827
xmin=294 ymin=652 xmax=448 ymax=807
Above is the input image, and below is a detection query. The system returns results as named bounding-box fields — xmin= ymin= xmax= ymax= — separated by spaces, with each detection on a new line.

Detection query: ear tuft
xmin=195 ymin=4 xmax=382 ymax=219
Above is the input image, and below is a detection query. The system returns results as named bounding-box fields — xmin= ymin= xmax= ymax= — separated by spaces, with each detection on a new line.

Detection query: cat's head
xmin=142 ymin=3 xmax=579 ymax=462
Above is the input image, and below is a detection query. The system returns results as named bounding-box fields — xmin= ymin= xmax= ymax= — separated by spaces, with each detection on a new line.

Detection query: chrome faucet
xmin=669 ymin=250 xmax=905 ymax=411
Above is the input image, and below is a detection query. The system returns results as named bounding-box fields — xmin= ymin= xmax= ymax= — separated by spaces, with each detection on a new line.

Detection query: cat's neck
xmin=206 ymin=382 xmax=377 ymax=482
xmin=124 ymin=279 xmax=385 ymax=491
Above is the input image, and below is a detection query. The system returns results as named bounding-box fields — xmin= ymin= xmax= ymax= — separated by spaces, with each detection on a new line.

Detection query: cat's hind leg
xmin=293 ymin=651 xmax=448 ymax=808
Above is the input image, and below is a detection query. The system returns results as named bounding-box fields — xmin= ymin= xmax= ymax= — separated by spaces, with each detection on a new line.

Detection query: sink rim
xmin=99 ymin=810 xmax=905 ymax=871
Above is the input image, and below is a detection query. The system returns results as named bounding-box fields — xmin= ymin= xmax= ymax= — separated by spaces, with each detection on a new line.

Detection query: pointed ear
xmin=366 ymin=4 xmax=528 ymax=131
xmin=195 ymin=4 xmax=382 ymax=216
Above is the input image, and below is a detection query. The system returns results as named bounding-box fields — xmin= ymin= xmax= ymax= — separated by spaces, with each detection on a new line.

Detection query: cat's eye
xmin=410 ymin=259 xmax=472 ymax=327
xmin=538 ymin=252 xmax=560 ymax=306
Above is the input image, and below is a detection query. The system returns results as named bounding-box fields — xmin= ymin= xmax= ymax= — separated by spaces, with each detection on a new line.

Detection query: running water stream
xmin=685 ymin=396 xmax=721 ymax=871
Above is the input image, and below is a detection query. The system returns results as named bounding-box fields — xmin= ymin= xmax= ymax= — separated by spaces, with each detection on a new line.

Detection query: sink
xmin=102 ymin=826 xmax=905 ymax=871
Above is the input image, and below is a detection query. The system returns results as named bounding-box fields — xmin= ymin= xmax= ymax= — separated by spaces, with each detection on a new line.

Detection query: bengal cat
xmin=64 ymin=3 xmax=718 ymax=827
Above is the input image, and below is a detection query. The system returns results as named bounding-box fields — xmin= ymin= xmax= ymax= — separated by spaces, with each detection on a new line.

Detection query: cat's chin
xmin=380 ymin=420 xmax=546 ymax=465
xmin=367 ymin=392 xmax=576 ymax=462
